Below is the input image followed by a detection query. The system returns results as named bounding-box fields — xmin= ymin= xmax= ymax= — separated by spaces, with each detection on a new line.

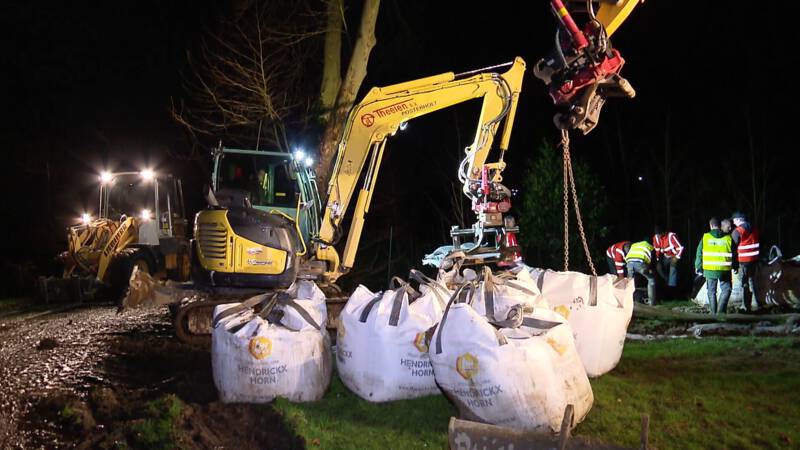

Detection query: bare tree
xmin=171 ymin=2 xmax=326 ymax=152
xmin=319 ymin=0 xmax=343 ymax=122
xmin=172 ymin=0 xmax=380 ymax=182
xmin=315 ymin=0 xmax=380 ymax=191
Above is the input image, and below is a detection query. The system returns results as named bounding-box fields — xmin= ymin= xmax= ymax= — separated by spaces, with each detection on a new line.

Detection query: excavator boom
xmin=317 ymin=58 xmax=527 ymax=280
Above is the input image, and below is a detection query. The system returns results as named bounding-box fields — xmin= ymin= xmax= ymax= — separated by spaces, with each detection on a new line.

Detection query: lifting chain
xmin=561 ymin=129 xmax=597 ymax=276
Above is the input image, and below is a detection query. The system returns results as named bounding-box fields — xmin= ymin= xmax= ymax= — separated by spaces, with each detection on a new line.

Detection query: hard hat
xmin=731 ymin=211 xmax=747 ymax=220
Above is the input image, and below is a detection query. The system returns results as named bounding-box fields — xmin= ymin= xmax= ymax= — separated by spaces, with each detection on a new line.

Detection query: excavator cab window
xmin=217 ymin=153 xmax=299 ymax=209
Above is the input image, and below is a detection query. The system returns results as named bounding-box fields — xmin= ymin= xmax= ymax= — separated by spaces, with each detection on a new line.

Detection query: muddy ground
xmin=0 ymin=304 xmax=304 ymax=449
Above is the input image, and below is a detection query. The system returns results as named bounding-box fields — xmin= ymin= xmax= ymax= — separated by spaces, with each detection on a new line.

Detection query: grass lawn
xmin=275 ymin=337 xmax=800 ymax=449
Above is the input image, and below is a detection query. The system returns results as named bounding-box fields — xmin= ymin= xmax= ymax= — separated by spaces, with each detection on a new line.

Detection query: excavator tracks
xmin=171 ymin=285 xmax=348 ymax=346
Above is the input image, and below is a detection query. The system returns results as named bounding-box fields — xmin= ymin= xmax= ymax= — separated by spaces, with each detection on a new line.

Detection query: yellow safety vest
xmin=624 ymin=241 xmax=653 ymax=265
xmin=701 ymin=232 xmax=733 ymax=271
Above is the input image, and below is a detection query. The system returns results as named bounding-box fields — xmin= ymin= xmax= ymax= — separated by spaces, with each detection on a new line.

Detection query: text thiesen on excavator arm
xmin=316 ymin=58 xmax=527 ymax=281
xmin=534 ymin=0 xmax=642 ymax=134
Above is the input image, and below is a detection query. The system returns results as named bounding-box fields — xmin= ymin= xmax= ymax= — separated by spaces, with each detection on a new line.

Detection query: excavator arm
xmin=595 ymin=0 xmax=641 ymax=38
xmin=535 ymin=0 xmax=642 ymax=134
xmin=316 ymin=58 xmax=526 ymax=281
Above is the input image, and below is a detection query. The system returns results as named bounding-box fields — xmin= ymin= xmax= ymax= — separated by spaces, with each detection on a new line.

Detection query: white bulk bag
xmin=430 ymin=284 xmax=593 ymax=432
xmin=211 ymin=281 xmax=332 ymax=403
xmin=531 ymin=269 xmax=634 ymax=377
xmin=337 ymin=274 xmax=449 ymax=402
xmin=692 ymin=274 xmax=744 ymax=309
xmin=470 ymin=267 xmax=547 ymax=321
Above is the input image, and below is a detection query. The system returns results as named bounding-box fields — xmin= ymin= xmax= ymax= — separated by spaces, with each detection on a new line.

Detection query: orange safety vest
xmin=652 ymin=232 xmax=684 ymax=259
xmin=735 ymin=226 xmax=760 ymax=263
xmin=606 ymin=241 xmax=630 ymax=275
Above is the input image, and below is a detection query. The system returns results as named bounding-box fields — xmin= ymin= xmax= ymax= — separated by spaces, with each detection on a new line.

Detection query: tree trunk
xmin=319 ymin=0 xmax=343 ymax=122
xmin=663 ymin=110 xmax=672 ymax=229
xmin=316 ymin=0 xmax=380 ymax=193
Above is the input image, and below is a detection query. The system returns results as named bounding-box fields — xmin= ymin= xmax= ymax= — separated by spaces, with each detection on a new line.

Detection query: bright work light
xmin=81 ymin=213 xmax=92 ymax=225
xmin=140 ymin=209 xmax=152 ymax=221
xmin=294 ymin=149 xmax=305 ymax=161
xmin=100 ymin=171 xmax=113 ymax=184
xmin=140 ymin=168 xmax=155 ymax=181
xmin=304 ymin=157 xmax=314 ymax=168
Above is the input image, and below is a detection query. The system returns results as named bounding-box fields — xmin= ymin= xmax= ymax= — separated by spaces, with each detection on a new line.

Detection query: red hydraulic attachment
xmin=498 ymin=216 xmax=523 ymax=268
xmin=472 ymin=166 xmax=511 ymax=215
xmin=472 ymin=165 xmax=523 ymax=267
xmin=534 ymin=0 xmax=636 ymax=134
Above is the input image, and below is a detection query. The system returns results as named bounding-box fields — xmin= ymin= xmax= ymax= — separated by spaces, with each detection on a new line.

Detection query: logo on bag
xmin=456 ymin=353 xmax=479 ymax=380
xmin=248 ymin=337 xmax=272 ymax=360
xmin=546 ymin=337 xmax=567 ymax=355
xmin=413 ymin=332 xmax=428 ymax=353
xmin=554 ymin=305 xmax=571 ymax=319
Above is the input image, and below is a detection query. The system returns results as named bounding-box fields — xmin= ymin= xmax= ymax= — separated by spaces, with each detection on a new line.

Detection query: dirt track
xmin=0 ymin=304 xmax=303 ymax=449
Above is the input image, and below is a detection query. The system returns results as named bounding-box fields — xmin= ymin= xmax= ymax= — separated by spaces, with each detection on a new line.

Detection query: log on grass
xmin=633 ymin=303 xmax=799 ymax=324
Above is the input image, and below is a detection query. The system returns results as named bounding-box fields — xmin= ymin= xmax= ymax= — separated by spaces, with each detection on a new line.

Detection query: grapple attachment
xmin=535 ymin=0 xmax=637 ymax=134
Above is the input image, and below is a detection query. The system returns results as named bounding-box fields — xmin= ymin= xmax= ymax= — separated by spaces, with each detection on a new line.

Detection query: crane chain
xmin=562 ymin=132 xmax=570 ymax=272
xmin=560 ymin=129 xmax=597 ymax=276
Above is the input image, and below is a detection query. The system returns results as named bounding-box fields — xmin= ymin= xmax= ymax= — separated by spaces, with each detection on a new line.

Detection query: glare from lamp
xmin=304 ymin=157 xmax=314 ymax=168
xmin=140 ymin=168 xmax=155 ymax=181
xmin=637 ymin=176 xmax=644 ymax=182
xmin=81 ymin=213 xmax=92 ymax=225
xmin=140 ymin=209 xmax=152 ymax=221
xmin=100 ymin=171 xmax=113 ymax=184
xmin=294 ymin=149 xmax=305 ymax=161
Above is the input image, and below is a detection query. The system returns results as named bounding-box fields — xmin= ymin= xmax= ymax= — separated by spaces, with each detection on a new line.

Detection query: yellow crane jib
xmin=317 ymin=57 xmax=526 ymax=280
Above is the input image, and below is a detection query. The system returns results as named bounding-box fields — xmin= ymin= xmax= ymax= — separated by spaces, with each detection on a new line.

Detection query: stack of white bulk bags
xmin=429 ymin=283 xmax=593 ymax=432
xmin=211 ymin=281 xmax=332 ymax=403
xmin=337 ymin=273 xmax=449 ymax=402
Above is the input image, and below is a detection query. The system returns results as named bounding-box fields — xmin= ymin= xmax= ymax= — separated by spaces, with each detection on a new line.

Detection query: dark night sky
xmin=2 ymin=1 xmax=798 ymax=284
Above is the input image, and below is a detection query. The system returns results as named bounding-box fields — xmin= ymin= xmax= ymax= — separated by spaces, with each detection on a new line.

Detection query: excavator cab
xmin=192 ymin=146 xmax=321 ymax=289
xmin=534 ymin=0 xmax=640 ymax=134
xmin=211 ymin=147 xmax=321 ymax=241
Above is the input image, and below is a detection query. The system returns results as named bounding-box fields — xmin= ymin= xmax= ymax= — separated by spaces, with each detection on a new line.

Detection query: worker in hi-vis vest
xmin=731 ymin=211 xmax=760 ymax=312
xmin=695 ymin=217 xmax=735 ymax=314
xmin=652 ymin=225 xmax=684 ymax=288
xmin=624 ymin=239 xmax=656 ymax=305
xmin=606 ymin=241 xmax=631 ymax=277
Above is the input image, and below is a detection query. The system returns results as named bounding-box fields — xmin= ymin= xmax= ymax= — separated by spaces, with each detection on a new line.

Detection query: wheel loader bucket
xmin=35 ymin=275 xmax=106 ymax=304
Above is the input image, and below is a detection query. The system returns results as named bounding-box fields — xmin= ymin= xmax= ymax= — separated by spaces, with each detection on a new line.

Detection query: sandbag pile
xmin=428 ymin=283 xmax=594 ymax=432
xmin=528 ymin=269 xmax=634 ymax=377
xmin=337 ymin=270 xmax=450 ymax=402
xmin=211 ymin=281 xmax=332 ymax=403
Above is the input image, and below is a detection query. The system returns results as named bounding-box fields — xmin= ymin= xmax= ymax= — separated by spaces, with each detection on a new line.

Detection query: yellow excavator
xmin=38 ymin=170 xmax=190 ymax=302
xmin=176 ymin=58 xmax=527 ymax=341
xmin=177 ymin=0 xmax=644 ymax=342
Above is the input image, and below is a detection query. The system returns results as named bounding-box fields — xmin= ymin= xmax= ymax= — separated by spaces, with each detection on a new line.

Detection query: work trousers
xmin=706 ymin=276 xmax=732 ymax=314
xmin=607 ymin=256 xmax=626 ymax=277
xmin=627 ymin=261 xmax=656 ymax=305
xmin=736 ymin=262 xmax=759 ymax=311
xmin=656 ymin=256 xmax=679 ymax=287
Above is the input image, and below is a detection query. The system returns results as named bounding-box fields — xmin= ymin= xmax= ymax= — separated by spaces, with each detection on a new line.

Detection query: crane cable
xmin=561 ymin=129 xmax=597 ymax=276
